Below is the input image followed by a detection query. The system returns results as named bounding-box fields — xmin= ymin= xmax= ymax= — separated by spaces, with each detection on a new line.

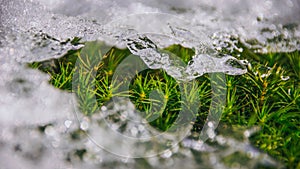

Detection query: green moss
xmin=222 ymin=50 xmax=300 ymax=169
xmin=163 ymin=44 xmax=195 ymax=64
xmin=28 ymin=42 xmax=299 ymax=169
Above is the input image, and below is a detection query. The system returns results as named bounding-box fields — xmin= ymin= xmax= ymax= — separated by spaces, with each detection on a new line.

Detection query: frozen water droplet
xmin=101 ymin=106 xmax=107 ymax=111
xmin=208 ymin=121 xmax=214 ymax=128
xmin=64 ymin=120 xmax=72 ymax=128
xmin=80 ymin=120 xmax=89 ymax=131
xmin=281 ymin=75 xmax=289 ymax=81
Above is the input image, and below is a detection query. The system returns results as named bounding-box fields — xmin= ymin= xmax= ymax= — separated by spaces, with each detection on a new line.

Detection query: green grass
xmin=28 ymin=42 xmax=299 ymax=169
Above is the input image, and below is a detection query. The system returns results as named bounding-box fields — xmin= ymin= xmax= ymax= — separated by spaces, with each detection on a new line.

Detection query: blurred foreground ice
xmin=0 ymin=96 xmax=283 ymax=169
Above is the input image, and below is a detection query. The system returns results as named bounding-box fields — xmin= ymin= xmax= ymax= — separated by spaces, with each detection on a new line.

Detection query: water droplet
xmin=80 ymin=121 xmax=89 ymax=131
xmin=64 ymin=120 xmax=72 ymax=128
xmin=101 ymin=106 xmax=107 ymax=111
xmin=260 ymin=73 xmax=270 ymax=78
xmin=208 ymin=121 xmax=214 ymax=128
xmin=280 ymin=75 xmax=289 ymax=81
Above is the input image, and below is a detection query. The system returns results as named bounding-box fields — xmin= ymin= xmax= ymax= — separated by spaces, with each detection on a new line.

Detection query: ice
xmin=0 ymin=0 xmax=297 ymax=168
xmin=0 ymin=60 xmax=74 ymax=126
xmin=1 ymin=0 xmax=299 ymax=61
